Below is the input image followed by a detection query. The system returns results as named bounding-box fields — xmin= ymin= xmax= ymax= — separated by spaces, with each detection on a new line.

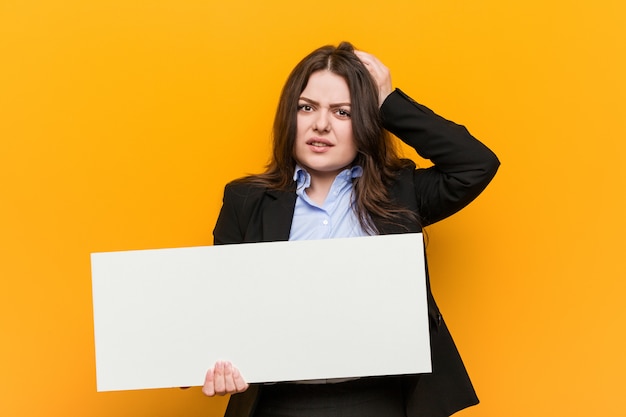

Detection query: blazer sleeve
xmin=381 ymin=89 xmax=500 ymax=226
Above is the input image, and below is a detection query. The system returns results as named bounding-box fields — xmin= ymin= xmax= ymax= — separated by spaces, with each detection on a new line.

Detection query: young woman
xmin=202 ymin=42 xmax=499 ymax=417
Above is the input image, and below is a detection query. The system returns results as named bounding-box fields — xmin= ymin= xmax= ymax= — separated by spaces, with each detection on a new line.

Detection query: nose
xmin=313 ymin=110 xmax=330 ymax=133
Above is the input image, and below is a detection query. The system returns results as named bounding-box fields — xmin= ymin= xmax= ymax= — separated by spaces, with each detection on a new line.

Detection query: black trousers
xmin=253 ymin=376 xmax=407 ymax=417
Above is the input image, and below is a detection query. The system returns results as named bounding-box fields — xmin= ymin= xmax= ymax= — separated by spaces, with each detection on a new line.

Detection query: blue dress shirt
xmin=289 ymin=165 xmax=369 ymax=241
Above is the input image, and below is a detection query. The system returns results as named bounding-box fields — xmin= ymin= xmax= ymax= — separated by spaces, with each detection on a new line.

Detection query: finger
xmin=355 ymin=50 xmax=383 ymax=73
xmin=354 ymin=50 xmax=391 ymax=93
xmin=354 ymin=51 xmax=376 ymax=75
xmin=202 ymin=368 xmax=216 ymax=396
xmin=223 ymin=361 xmax=237 ymax=393
xmin=213 ymin=361 xmax=226 ymax=395
xmin=354 ymin=50 xmax=374 ymax=63
xmin=232 ymin=366 xmax=249 ymax=392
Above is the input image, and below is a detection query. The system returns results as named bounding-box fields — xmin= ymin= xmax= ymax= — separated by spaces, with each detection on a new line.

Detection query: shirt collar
xmin=293 ymin=165 xmax=363 ymax=190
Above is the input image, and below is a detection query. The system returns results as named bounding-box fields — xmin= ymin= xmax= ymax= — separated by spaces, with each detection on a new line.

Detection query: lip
xmin=306 ymin=138 xmax=334 ymax=153
xmin=306 ymin=138 xmax=335 ymax=151
xmin=306 ymin=137 xmax=333 ymax=147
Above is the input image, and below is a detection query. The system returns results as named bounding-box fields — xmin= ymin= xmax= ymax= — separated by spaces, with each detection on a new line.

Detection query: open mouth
xmin=306 ymin=139 xmax=333 ymax=147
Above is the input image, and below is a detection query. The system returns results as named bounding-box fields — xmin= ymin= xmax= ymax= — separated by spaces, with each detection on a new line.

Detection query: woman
xmin=202 ymin=42 xmax=499 ymax=417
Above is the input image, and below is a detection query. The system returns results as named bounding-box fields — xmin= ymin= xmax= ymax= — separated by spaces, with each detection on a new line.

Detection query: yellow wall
xmin=1 ymin=0 xmax=625 ymax=416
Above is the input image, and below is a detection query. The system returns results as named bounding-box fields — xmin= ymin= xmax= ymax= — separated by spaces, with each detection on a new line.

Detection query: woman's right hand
xmin=202 ymin=360 xmax=249 ymax=396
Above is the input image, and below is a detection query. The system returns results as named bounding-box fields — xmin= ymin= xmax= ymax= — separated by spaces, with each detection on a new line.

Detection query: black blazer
xmin=214 ymin=89 xmax=500 ymax=417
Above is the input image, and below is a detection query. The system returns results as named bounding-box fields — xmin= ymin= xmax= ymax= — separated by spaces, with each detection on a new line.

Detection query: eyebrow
xmin=299 ymin=96 xmax=351 ymax=107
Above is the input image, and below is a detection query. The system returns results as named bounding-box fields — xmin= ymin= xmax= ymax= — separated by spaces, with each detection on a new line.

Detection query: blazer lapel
xmin=262 ymin=189 xmax=297 ymax=242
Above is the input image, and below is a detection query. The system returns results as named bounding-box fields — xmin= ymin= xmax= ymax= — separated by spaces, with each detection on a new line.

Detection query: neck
xmin=306 ymin=171 xmax=339 ymax=205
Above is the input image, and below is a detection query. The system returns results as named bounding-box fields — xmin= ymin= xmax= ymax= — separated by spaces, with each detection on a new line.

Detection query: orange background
xmin=1 ymin=0 xmax=625 ymax=416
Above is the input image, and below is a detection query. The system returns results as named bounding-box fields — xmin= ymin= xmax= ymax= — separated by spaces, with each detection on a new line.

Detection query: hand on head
xmin=354 ymin=50 xmax=393 ymax=107
xmin=202 ymin=360 xmax=249 ymax=396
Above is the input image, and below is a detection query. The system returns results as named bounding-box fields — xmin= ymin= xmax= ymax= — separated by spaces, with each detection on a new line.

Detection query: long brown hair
xmin=240 ymin=42 xmax=416 ymax=234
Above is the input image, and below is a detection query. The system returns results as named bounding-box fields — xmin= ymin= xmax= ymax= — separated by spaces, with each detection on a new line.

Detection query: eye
xmin=298 ymin=104 xmax=313 ymax=112
xmin=335 ymin=108 xmax=351 ymax=118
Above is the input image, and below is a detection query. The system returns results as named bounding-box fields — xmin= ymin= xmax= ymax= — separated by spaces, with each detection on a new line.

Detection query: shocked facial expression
xmin=294 ymin=70 xmax=357 ymax=182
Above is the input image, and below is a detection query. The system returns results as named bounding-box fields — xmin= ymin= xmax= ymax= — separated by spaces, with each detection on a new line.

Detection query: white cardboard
xmin=91 ymin=233 xmax=431 ymax=392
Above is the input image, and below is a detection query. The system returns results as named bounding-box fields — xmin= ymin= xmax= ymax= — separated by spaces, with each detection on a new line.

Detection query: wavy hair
xmin=240 ymin=42 xmax=416 ymax=234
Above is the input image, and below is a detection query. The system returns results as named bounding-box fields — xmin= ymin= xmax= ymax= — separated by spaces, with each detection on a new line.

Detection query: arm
xmin=381 ymin=90 xmax=500 ymax=225
xmin=356 ymin=50 xmax=499 ymax=225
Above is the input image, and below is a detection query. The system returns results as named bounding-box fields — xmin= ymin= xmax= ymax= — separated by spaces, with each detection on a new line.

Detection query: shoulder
xmin=396 ymin=158 xmax=417 ymax=171
xmin=387 ymin=159 xmax=420 ymax=206
xmin=221 ymin=178 xmax=295 ymax=211
xmin=219 ymin=180 xmax=273 ymax=219
xmin=390 ymin=158 xmax=418 ymax=183
xmin=223 ymin=180 xmax=267 ymax=201
xmin=214 ymin=180 xmax=271 ymax=245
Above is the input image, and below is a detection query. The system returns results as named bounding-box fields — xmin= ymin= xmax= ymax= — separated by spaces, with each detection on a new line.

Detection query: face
xmin=294 ymin=70 xmax=357 ymax=183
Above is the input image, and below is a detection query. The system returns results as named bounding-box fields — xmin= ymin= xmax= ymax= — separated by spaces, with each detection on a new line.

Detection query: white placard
xmin=91 ymin=233 xmax=431 ymax=392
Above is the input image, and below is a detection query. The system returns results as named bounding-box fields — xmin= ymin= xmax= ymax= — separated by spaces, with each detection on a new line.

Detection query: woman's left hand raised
xmin=355 ymin=50 xmax=393 ymax=107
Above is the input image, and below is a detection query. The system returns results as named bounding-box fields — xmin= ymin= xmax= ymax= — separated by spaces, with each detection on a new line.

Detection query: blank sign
xmin=91 ymin=233 xmax=431 ymax=392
